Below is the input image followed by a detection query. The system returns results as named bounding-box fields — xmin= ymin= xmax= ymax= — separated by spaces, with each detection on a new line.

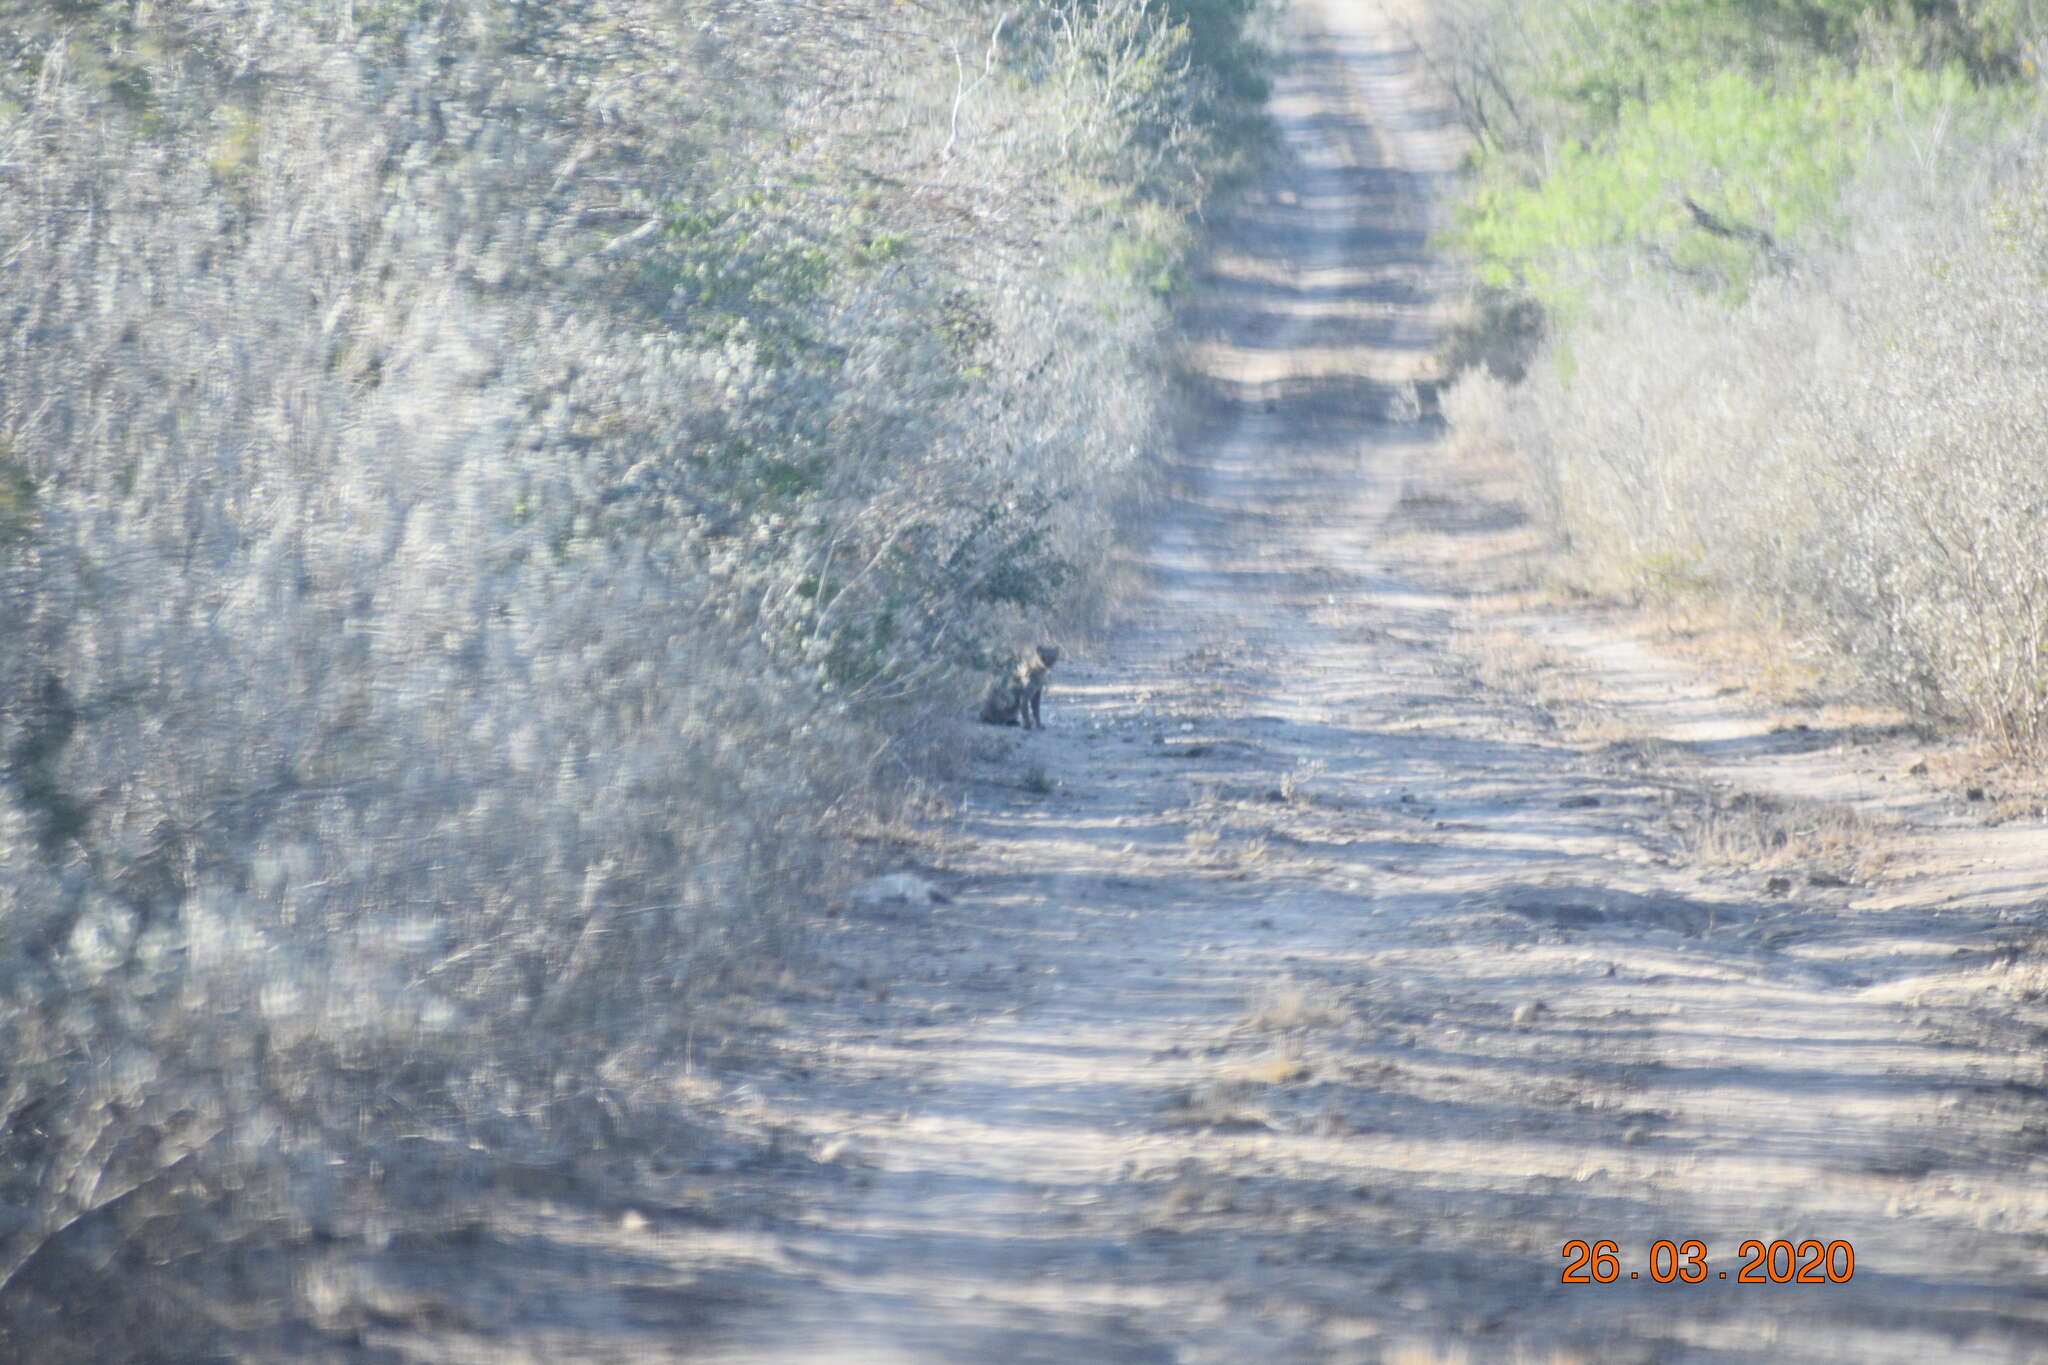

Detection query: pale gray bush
xmin=0 ymin=0 xmax=1264 ymax=1351
xmin=1472 ymin=132 xmax=2048 ymax=746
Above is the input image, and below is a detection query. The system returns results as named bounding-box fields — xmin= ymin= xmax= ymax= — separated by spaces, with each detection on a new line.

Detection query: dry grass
xmin=1226 ymin=833 xmax=1273 ymax=870
xmin=1281 ymin=759 xmax=1327 ymax=804
xmin=1154 ymin=1082 xmax=1274 ymax=1133
xmin=1469 ymin=628 xmax=1608 ymax=729
xmin=1676 ymin=793 xmax=1890 ymax=883
xmin=1639 ymin=603 xmax=1839 ymax=710
xmin=1242 ymin=982 xmax=1351 ymax=1033
xmin=1923 ymin=746 xmax=2048 ymax=822
xmin=1144 ymin=1173 xmax=1244 ymax=1224
xmin=1222 ymin=1052 xmax=1316 ymax=1085
xmin=1594 ymin=735 xmax=1689 ymax=769
xmin=1178 ymin=639 xmax=1248 ymax=674
xmin=1572 ymin=714 xmax=1651 ymax=747
xmin=1470 ymin=629 xmax=1570 ymax=693
xmin=1154 ymin=1047 xmax=1313 ymax=1134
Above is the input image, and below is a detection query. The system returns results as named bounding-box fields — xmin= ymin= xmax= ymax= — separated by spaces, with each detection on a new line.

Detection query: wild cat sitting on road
xmin=978 ymin=644 xmax=1060 ymax=729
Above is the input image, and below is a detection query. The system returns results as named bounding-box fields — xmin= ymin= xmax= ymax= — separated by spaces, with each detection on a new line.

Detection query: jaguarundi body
xmin=978 ymin=644 xmax=1060 ymax=729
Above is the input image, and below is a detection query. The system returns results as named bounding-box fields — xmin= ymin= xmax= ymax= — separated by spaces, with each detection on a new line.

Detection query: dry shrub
xmin=1677 ymin=793 xmax=1885 ymax=883
xmin=0 ymin=0 xmax=1268 ymax=1351
xmin=1221 ymin=1052 xmax=1313 ymax=1086
xmin=1469 ymin=628 xmax=1568 ymax=693
xmin=1243 ymin=982 xmax=1349 ymax=1033
xmin=1453 ymin=133 xmax=2048 ymax=751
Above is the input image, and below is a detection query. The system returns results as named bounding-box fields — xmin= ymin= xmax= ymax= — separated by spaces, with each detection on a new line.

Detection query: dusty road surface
xmin=368 ymin=2 xmax=2048 ymax=1361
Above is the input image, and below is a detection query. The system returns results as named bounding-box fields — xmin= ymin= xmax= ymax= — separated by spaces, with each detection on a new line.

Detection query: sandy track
xmin=372 ymin=3 xmax=2048 ymax=1360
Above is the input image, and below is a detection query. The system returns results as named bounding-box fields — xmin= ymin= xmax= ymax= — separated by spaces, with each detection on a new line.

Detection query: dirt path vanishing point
xmin=368 ymin=3 xmax=2048 ymax=1361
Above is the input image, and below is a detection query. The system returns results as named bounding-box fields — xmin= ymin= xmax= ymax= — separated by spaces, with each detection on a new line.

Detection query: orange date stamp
xmin=1561 ymin=1239 xmax=1855 ymax=1284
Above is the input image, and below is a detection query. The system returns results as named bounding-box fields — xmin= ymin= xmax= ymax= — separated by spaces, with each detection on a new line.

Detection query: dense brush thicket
xmin=0 ymin=0 xmax=1267 ymax=1352
xmin=1450 ymin=150 xmax=2048 ymax=742
xmin=1422 ymin=0 xmax=2048 ymax=747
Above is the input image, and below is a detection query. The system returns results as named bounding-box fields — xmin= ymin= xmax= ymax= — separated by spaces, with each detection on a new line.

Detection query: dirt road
xmin=374 ymin=2 xmax=2048 ymax=1360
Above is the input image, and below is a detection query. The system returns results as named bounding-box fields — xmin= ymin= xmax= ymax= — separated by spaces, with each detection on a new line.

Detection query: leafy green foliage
xmin=1456 ymin=62 xmax=1999 ymax=308
xmin=1105 ymin=229 xmax=1179 ymax=296
xmin=1430 ymin=0 xmax=2043 ymax=370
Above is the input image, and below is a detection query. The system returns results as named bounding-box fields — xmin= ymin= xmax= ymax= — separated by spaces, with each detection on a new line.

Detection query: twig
xmin=941 ymin=9 xmax=1014 ymax=162
xmin=1682 ymin=194 xmax=1794 ymax=271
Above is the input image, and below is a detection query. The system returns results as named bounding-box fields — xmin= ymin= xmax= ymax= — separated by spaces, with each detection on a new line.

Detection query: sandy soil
xmin=363 ymin=3 xmax=2048 ymax=1360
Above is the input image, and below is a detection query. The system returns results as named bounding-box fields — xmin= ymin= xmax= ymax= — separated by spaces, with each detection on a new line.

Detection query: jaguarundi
xmin=978 ymin=644 xmax=1060 ymax=729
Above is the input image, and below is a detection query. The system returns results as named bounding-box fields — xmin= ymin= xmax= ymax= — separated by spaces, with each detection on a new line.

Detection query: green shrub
xmin=1454 ymin=62 xmax=1999 ymax=310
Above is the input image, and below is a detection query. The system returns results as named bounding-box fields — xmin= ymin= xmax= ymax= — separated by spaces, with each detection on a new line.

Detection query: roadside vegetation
xmin=1425 ymin=0 xmax=2048 ymax=748
xmin=0 ymin=0 xmax=1268 ymax=1353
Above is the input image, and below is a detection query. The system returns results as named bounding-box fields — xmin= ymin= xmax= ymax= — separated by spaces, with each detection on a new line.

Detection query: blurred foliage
xmin=1457 ymin=63 xmax=2010 ymax=310
xmin=0 ymin=448 xmax=32 ymax=549
xmin=1431 ymin=0 xmax=2043 ymax=329
xmin=1435 ymin=0 xmax=2048 ymax=748
xmin=1471 ymin=161 xmax=2048 ymax=745
xmin=0 ymin=0 xmax=1271 ymax=1353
